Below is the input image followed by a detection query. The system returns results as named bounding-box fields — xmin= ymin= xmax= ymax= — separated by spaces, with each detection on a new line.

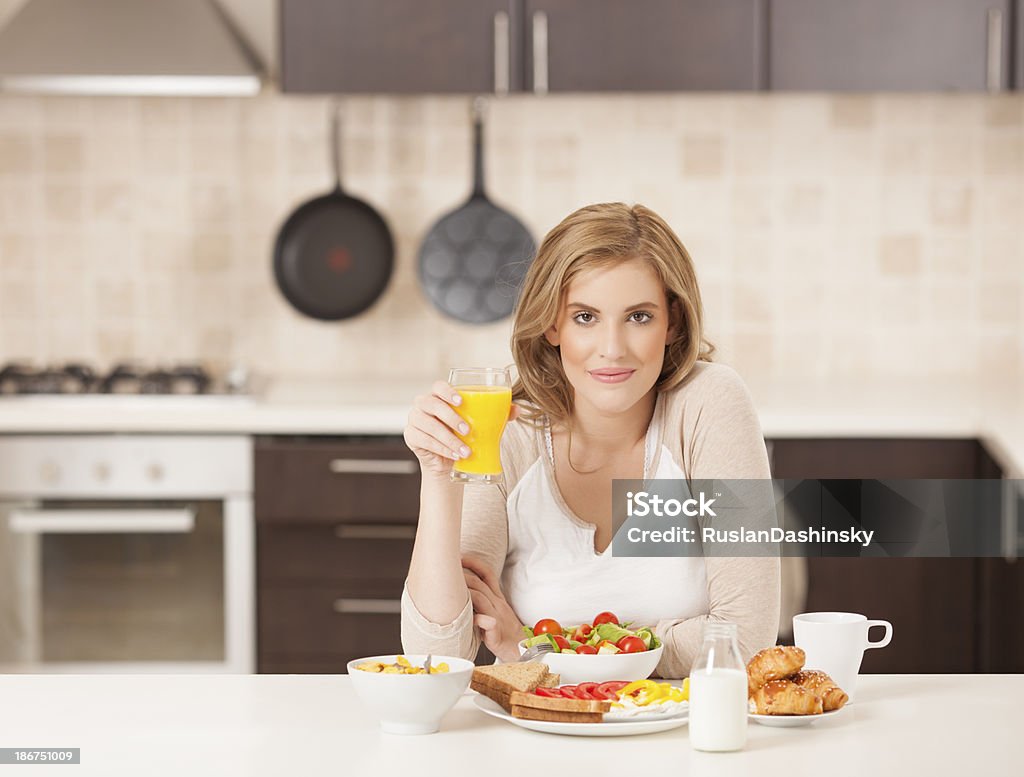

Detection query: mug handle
xmin=865 ymin=619 xmax=893 ymax=650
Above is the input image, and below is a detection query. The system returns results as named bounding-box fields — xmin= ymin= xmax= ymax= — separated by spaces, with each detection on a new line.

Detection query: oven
xmin=0 ymin=435 xmax=253 ymax=673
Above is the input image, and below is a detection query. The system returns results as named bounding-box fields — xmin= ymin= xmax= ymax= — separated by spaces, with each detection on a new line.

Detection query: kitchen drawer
xmin=259 ymin=586 xmax=404 ymax=656
xmin=805 ymin=557 xmax=976 ymax=673
xmin=258 ymin=524 xmax=415 ymax=584
xmin=255 ymin=438 xmax=420 ymax=524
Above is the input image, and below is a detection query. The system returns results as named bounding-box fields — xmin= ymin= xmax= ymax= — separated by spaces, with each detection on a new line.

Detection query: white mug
xmin=792 ymin=612 xmax=893 ymax=703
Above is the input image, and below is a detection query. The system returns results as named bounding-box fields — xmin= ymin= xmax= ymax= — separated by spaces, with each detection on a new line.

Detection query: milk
xmin=688 ymin=668 xmax=748 ymax=752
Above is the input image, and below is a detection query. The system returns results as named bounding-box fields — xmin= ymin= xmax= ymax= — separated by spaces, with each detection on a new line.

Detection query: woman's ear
xmin=544 ymin=325 xmax=560 ymax=346
xmin=665 ymin=298 xmax=682 ymax=346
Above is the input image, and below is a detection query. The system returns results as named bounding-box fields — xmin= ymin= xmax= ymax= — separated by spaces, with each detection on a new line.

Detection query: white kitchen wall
xmin=0 ymin=1 xmax=1020 ymax=389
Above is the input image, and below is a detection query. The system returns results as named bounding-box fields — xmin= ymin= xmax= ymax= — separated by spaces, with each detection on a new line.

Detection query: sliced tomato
xmin=577 ymin=682 xmax=598 ymax=696
xmin=574 ymin=644 xmax=598 ymax=655
xmin=574 ymin=688 xmax=596 ymax=700
xmin=534 ymin=687 xmax=562 ymax=698
xmin=591 ymin=687 xmax=617 ymax=700
xmin=558 ymin=686 xmax=581 ymax=699
xmin=596 ymin=681 xmax=630 ymax=697
xmin=551 ymin=635 xmax=571 ymax=652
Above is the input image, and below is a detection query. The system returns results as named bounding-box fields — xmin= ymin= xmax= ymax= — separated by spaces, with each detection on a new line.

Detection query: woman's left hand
xmin=462 ymin=555 xmax=523 ymax=663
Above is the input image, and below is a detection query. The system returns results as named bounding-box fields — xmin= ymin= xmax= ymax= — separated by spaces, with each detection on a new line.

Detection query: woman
xmin=401 ymin=203 xmax=779 ymax=677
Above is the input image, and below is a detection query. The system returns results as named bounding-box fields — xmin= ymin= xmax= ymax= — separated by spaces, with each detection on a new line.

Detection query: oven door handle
xmin=7 ymin=508 xmax=196 ymax=534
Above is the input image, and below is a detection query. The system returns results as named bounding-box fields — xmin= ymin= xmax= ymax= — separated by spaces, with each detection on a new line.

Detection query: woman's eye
xmin=572 ymin=312 xmax=595 ymax=325
xmin=629 ymin=312 xmax=653 ymax=324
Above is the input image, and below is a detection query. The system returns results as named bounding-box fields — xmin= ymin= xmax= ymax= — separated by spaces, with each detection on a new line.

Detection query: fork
xmin=518 ymin=642 xmax=555 ymax=662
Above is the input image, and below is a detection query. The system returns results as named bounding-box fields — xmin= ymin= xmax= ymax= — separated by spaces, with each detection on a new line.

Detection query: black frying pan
xmin=417 ymin=100 xmax=535 ymax=324
xmin=273 ymin=104 xmax=394 ymax=321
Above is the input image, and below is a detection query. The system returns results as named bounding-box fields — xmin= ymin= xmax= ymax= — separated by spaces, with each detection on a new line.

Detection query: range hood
xmin=0 ymin=0 xmax=262 ymax=96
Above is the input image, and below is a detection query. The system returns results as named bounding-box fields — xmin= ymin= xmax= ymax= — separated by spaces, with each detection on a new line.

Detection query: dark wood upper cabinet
xmin=769 ymin=0 xmax=1013 ymax=91
xmin=524 ymin=0 xmax=763 ymax=92
xmin=280 ymin=0 xmax=521 ymax=94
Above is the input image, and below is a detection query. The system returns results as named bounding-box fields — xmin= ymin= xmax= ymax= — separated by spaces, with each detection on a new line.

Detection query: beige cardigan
xmin=401 ymin=361 xmax=781 ymax=677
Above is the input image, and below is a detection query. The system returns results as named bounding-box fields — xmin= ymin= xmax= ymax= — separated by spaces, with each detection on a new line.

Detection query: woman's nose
xmin=599 ymin=323 xmax=627 ymax=359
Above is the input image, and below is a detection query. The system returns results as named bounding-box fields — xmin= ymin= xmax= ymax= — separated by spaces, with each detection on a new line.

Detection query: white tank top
xmin=501 ymin=395 xmax=710 ymax=631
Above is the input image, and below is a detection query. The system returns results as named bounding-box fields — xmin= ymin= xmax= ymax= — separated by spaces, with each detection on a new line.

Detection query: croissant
xmin=749 ymin=679 xmax=824 ymax=716
xmin=746 ymin=646 xmax=806 ymax=696
xmin=789 ymin=669 xmax=848 ymax=711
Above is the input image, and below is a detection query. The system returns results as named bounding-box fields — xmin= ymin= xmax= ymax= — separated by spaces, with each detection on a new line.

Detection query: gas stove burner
xmin=101 ymin=363 xmax=213 ymax=395
xmin=0 ymin=363 xmax=97 ymax=395
xmin=0 ymin=362 xmax=224 ymax=396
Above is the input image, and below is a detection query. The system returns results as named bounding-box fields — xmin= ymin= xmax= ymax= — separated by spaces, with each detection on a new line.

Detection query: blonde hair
xmin=511 ymin=202 xmax=714 ymax=425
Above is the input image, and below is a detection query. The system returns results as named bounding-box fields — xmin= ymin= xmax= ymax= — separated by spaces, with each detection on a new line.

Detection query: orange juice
xmin=452 ymin=385 xmax=512 ymax=477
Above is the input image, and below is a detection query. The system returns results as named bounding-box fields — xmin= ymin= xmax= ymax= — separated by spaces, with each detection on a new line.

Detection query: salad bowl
xmin=517 ymin=641 xmax=663 ymax=685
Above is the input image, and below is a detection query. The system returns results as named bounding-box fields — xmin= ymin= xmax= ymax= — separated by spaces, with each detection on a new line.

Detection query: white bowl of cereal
xmin=347 ymin=654 xmax=474 ymax=735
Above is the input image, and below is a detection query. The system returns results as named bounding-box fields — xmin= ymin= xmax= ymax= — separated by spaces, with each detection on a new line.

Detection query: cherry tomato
xmin=571 ymin=624 xmax=594 ymax=642
xmin=574 ymin=644 xmax=598 ymax=655
xmin=551 ymin=635 xmax=571 ymax=652
xmin=533 ymin=618 xmax=563 ymax=636
xmin=593 ymin=611 xmax=619 ymax=626
xmin=617 ymin=636 xmax=647 ymax=653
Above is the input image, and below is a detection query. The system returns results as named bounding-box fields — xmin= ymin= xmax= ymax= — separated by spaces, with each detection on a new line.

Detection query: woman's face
xmin=545 ymin=258 xmax=675 ymax=418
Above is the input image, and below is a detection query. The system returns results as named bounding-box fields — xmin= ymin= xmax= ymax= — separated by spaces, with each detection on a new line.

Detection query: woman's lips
xmin=588 ymin=369 xmax=636 ymax=384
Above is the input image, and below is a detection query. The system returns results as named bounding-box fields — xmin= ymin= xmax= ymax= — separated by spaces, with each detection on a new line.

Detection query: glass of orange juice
xmin=448 ymin=367 xmax=512 ymax=485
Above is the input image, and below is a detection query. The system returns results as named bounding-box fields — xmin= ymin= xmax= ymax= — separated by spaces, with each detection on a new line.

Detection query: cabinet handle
xmin=532 ymin=11 xmax=548 ymax=95
xmin=334 ymin=524 xmax=417 ymax=541
xmin=493 ymin=11 xmax=510 ymax=95
xmin=1002 ymin=476 xmax=1019 ymax=561
xmin=986 ymin=8 xmax=1003 ymax=92
xmin=8 ymin=508 xmax=194 ymax=534
xmin=328 ymin=458 xmax=417 ymax=475
xmin=333 ymin=598 xmax=401 ymax=615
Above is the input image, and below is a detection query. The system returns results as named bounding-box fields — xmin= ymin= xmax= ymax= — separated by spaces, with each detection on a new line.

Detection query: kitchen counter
xmin=0 ymin=375 xmax=1020 ymax=474
xmin=0 ymin=673 xmax=1018 ymax=776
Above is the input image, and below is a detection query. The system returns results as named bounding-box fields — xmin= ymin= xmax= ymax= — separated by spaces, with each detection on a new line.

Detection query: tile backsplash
xmin=0 ymin=92 xmax=1021 ymax=388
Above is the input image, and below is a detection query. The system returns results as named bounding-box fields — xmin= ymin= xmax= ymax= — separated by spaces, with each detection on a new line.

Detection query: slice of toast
xmin=470 ymin=663 xmax=560 ymax=713
xmin=508 ymin=691 xmax=610 ymax=715
xmin=510 ymin=705 xmax=604 ymax=723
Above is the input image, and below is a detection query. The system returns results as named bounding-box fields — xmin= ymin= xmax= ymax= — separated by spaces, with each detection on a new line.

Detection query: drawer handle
xmin=334 ymin=525 xmax=417 ymax=541
xmin=328 ymin=459 xmax=417 ymax=475
xmin=333 ymin=598 xmax=401 ymax=615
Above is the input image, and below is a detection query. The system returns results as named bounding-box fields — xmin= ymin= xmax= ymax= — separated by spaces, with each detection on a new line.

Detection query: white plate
xmin=749 ymin=707 xmax=845 ymax=727
xmin=473 ymin=695 xmax=688 ymax=737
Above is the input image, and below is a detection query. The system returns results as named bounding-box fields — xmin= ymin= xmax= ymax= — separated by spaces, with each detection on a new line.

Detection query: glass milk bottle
xmin=689 ymin=622 xmax=748 ymax=752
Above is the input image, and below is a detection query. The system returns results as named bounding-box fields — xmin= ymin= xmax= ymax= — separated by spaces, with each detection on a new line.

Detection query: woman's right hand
xmin=404 ymin=381 xmax=472 ymax=480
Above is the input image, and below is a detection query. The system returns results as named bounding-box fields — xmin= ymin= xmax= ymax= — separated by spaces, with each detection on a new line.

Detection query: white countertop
xmin=0 ymin=376 xmax=1020 ymax=474
xmin=0 ymin=673 xmax=1018 ymax=777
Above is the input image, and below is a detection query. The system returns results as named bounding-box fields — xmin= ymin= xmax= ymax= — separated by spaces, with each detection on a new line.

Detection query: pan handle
xmin=471 ymin=97 xmax=487 ymax=197
xmin=329 ymin=100 xmax=344 ymax=191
